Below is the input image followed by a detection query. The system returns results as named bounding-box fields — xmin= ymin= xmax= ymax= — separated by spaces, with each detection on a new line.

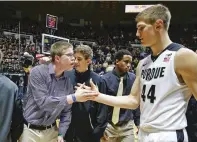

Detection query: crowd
xmin=1 ymin=11 xmax=197 ymax=141
xmin=1 ymin=19 xmax=197 ymax=75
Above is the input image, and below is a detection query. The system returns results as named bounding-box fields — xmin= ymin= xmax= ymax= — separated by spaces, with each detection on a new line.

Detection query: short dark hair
xmin=114 ymin=49 xmax=132 ymax=61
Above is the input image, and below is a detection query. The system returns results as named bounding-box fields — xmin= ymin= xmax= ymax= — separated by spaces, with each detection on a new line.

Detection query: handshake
xmin=73 ymin=79 xmax=100 ymax=103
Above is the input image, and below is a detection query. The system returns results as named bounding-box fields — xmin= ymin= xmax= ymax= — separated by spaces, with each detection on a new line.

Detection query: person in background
xmin=65 ymin=45 xmax=108 ymax=142
xmin=101 ymin=49 xmax=140 ymax=142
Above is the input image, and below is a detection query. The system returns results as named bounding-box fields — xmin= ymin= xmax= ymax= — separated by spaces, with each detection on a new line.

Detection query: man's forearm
xmin=95 ymin=93 xmax=139 ymax=109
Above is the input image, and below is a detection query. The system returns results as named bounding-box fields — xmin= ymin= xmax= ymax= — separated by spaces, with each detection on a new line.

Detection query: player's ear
xmin=155 ymin=19 xmax=163 ymax=31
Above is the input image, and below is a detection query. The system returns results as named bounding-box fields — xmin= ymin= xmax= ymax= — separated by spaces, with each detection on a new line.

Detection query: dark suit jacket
xmin=65 ymin=69 xmax=108 ymax=142
xmin=102 ymin=70 xmax=140 ymax=126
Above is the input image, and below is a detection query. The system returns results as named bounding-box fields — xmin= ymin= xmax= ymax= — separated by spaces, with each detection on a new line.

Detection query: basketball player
xmin=78 ymin=4 xmax=197 ymax=142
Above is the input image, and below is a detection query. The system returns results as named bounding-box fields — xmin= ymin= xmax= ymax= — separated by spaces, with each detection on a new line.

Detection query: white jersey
xmin=139 ymin=43 xmax=191 ymax=132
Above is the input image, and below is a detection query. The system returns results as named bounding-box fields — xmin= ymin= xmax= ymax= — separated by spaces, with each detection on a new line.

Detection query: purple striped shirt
xmin=23 ymin=63 xmax=73 ymax=136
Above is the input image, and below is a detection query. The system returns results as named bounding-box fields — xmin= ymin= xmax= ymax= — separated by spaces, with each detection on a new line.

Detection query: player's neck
xmin=151 ymin=33 xmax=172 ymax=56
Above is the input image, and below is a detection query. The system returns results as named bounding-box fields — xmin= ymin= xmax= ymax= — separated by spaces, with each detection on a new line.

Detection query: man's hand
xmin=136 ymin=126 xmax=139 ymax=134
xmin=74 ymin=82 xmax=99 ymax=102
xmin=57 ymin=136 xmax=64 ymax=142
xmin=100 ymin=132 xmax=109 ymax=142
xmin=75 ymin=78 xmax=99 ymax=91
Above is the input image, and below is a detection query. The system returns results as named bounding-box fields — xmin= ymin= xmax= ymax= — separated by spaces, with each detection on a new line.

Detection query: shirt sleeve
xmin=58 ymin=103 xmax=72 ymax=136
xmin=58 ymin=81 xmax=74 ymax=136
xmin=29 ymin=67 xmax=68 ymax=113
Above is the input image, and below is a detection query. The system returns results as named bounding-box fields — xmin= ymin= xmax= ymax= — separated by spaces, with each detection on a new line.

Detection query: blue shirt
xmin=23 ymin=63 xmax=74 ymax=136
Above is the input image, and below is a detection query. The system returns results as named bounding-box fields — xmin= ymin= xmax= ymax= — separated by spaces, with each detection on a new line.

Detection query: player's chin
xmin=141 ymin=42 xmax=150 ymax=47
xmin=140 ymin=41 xmax=147 ymax=46
xmin=141 ymin=42 xmax=147 ymax=47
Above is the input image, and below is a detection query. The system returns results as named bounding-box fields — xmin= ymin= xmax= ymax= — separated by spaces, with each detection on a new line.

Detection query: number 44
xmin=141 ymin=85 xmax=156 ymax=103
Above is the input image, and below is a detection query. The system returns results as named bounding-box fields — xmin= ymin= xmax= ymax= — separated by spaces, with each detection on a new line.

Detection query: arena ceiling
xmin=0 ymin=1 xmax=196 ymax=24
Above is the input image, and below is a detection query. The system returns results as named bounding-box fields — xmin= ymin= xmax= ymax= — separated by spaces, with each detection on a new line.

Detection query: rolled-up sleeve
xmin=29 ymin=68 xmax=68 ymax=113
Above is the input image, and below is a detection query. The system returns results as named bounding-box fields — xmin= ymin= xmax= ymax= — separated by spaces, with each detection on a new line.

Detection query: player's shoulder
xmin=172 ymin=42 xmax=196 ymax=62
xmin=175 ymin=46 xmax=195 ymax=57
xmin=166 ymin=42 xmax=184 ymax=52
xmin=175 ymin=45 xmax=197 ymax=68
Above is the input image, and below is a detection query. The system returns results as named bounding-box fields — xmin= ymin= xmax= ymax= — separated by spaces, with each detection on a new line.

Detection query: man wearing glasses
xmin=21 ymin=41 xmax=98 ymax=142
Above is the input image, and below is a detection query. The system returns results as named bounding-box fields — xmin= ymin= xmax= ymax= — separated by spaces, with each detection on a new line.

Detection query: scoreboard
xmin=46 ymin=14 xmax=58 ymax=30
xmin=125 ymin=5 xmax=154 ymax=13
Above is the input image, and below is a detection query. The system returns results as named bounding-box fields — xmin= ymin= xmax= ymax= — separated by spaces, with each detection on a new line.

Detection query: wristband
xmin=72 ymin=94 xmax=77 ymax=103
xmin=58 ymin=133 xmax=62 ymax=136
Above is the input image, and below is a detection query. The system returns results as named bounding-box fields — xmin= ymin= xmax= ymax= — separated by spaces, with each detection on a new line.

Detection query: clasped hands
xmin=74 ymin=79 xmax=100 ymax=102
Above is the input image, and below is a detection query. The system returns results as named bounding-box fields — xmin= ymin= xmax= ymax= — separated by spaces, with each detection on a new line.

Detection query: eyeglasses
xmin=61 ymin=53 xmax=74 ymax=58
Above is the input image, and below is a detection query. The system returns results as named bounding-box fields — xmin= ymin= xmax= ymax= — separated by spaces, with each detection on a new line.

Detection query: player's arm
xmin=175 ymin=48 xmax=197 ymax=99
xmin=93 ymin=64 xmax=141 ymax=109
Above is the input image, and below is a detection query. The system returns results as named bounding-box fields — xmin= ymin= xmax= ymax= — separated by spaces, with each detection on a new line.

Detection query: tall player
xmin=78 ymin=4 xmax=197 ymax=142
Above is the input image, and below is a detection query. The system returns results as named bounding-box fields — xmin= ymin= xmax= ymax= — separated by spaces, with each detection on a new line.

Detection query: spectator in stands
xmin=0 ymin=50 xmax=23 ymax=142
xmin=65 ymin=45 xmax=108 ymax=142
xmin=21 ymin=41 xmax=98 ymax=142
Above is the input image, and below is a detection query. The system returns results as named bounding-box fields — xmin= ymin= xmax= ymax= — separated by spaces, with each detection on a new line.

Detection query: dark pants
xmin=186 ymin=125 xmax=197 ymax=142
xmin=186 ymin=96 xmax=197 ymax=142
